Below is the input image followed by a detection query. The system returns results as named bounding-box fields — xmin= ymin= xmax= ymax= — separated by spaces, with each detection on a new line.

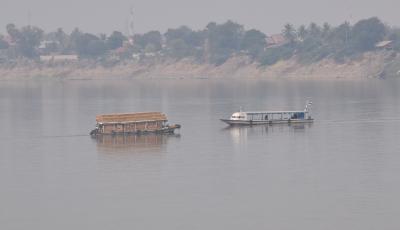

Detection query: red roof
xmin=266 ymin=34 xmax=287 ymax=46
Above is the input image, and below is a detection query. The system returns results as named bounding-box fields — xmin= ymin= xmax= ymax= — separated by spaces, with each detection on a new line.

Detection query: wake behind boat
xmin=221 ymin=101 xmax=314 ymax=125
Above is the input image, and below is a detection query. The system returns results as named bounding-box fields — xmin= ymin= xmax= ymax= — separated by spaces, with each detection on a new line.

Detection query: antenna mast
xmin=128 ymin=7 xmax=135 ymax=45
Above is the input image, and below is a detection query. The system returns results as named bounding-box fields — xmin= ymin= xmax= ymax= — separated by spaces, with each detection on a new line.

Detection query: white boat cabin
xmin=230 ymin=110 xmax=310 ymax=121
xmin=221 ymin=101 xmax=313 ymax=125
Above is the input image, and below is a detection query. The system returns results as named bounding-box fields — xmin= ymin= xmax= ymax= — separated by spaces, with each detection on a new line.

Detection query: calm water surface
xmin=1 ymin=79 xmax=400 ymax=230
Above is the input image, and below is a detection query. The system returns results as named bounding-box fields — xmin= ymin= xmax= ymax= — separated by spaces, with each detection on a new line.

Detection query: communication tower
xmin=128 ymin=7 xmax=135 ymax=45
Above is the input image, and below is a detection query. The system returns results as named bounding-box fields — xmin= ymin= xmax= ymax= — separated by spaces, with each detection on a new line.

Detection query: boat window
xmin=291 ymin=112 xmax=305 ymax=119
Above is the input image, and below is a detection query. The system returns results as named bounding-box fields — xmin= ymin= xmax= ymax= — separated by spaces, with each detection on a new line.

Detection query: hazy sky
xmin=1 ymin=0 xmax=400 ymax=35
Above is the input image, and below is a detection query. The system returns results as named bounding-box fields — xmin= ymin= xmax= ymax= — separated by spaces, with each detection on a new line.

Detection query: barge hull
xmin=90 ymin=125 xmax=180 ymax=136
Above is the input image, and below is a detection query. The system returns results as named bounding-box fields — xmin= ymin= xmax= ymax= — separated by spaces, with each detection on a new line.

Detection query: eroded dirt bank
xmin=1 ymin=51 xmax=399 ymax=80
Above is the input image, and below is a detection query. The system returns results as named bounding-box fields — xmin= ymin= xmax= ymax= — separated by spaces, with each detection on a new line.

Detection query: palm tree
xmin=282 ymin=23 xmax=296 ymax=43
xmin=322 ymin=22 xmax=331 ymax=38
xmin=308 ymin=23 xmax=321 ymax=37
xmin=297 ymin=25 xmax=307 ymax=41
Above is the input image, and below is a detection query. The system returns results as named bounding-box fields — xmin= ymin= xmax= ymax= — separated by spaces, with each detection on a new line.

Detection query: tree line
xmin=1 ymin=17 xmax=399 ymax=65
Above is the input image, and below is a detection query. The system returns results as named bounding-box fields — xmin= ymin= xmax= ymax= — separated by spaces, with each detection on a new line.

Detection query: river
xmin=1 ymin=79 xmax=400 ymax=229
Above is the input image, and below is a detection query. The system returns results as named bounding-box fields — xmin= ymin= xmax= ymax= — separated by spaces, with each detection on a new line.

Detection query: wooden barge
xmin=90 ymin=112 xmax=181 ymax=136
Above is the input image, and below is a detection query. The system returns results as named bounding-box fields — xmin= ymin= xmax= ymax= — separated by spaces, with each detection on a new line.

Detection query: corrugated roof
xmin=96 ymin=112 xmax=167 ymax=123
xmin=375 ymin=40 xmax=393 ymax=48
xmin=266 ymin=34 xmax=288 ymax=46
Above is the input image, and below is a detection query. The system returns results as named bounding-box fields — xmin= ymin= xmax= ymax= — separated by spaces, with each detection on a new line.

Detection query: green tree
xmin=326 ymin=21 xmax=353 ymax=61
xmin=164 ymin=26 xmax=205 ymax=59
xmin=205 ymin=20 xmax=244 ymax=64
xmin=240 ymin=29 xmax=266 ymax=59
xmin=331 ymin=22 xmax=351 ymax=45
xmin=142 ymin=31 xmax=162 ymax=51
xmin=107 ymin=31 xmax=126 ymax=50
xmin=166 ymin=39 xmax=190 ymax=58
xmin=69 ymin=28 xmax=83 ymax=53
xmin=165 ymin=26 xmax=192 ymax=44
xmin=297 ymin=25 xmax=307 ymax=41
xmin=259 ymin=45 xmax=294 ymax=66
xmin=351 ymin=17 xmax=386 ymax=51
xmin=133 ymin=31 xmax=162 ymax=52
xmin=322 ymin=23 xmax=331 ymax=37
xmin=87 ymin=39 xmax=107 ymax=56
xmin=0 ymin=35 xmax=9 ymax=49
xmin=308 ymin=23 xmax=321 ymax=37
xmin=74 ymin=32 xmax=107 ymax=57
xmin=9 ymin=25 xmax=43 ymax=58
xmin=54 ymin=28 xmax=68 ymax=53
xmin=6 ymin=24 xmax=20 ymax=41
xmin=282 ymin=23 xmax=296 ymax=43
xmin=43 ymin=28 xmax=68 ymax=54
xmin=387 ymin=28 xmax=400 ymax=51
xmin=99 ymin=33 xmax=107 ymax=41
xmin=165 ymin=26 xmax=204 ymax=48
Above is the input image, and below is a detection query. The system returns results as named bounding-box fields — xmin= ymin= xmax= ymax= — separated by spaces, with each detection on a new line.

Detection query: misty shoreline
xmin=0 ymin=51 xmax=399 ymax=81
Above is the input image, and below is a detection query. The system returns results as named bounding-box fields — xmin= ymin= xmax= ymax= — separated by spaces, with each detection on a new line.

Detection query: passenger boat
xmin=90 ymin=112 xmax=181 ymax=136
xmin=221 ymin=101 xmax=313 ymax=125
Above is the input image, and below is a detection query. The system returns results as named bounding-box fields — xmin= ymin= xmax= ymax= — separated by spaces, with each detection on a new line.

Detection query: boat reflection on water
xmin=223 ymin=123 xmax=312 ymax=144
xmin=92 ymin=133 xmax=180 ymax=154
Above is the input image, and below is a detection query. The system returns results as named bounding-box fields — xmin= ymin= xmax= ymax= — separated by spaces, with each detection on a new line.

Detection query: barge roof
xmin=96 ymin=112 xmax=167 ymax=124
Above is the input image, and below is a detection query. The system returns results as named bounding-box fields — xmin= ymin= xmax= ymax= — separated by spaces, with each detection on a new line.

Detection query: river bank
xmin=1 ymin=51 xmax=399 ymax=80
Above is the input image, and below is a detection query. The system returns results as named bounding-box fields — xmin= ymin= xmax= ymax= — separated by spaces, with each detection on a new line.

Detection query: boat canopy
xmin=96 ymin=112 xmax=167 ymax=124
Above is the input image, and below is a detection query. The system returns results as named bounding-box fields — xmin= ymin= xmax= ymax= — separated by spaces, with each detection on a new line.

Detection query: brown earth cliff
xmin=1 ymin=51 xmax=399 ymax=80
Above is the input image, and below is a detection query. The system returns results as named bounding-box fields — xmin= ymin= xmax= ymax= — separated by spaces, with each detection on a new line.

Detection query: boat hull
xmin=90 ymin=124 xmax=181 ymax=136
xmin=220 ymin=119 xmax=313 ymax=126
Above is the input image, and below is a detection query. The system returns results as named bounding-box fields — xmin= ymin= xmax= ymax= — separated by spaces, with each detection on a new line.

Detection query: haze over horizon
xmin=1 ymin=0 xmax=400 ymax=35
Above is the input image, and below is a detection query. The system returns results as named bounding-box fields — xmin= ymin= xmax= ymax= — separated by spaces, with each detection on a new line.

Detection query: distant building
xmin=375 ymin=40 xmax=393 ymax=50
xmin=0 ymin=50 xmax=8 ymax=63
xmin=144 ymin=52 xmax=156 ymax=57
xmin=38 ymin=40 xmax=59 ymax=55
xmin=266 ymin=34 xmax=288 ymax=48
xmin=132 ymin=53 xmax=141 ymax=61
xmin=3 ymin=35 xmax=16 ymax=46
xmin=40 ymin=54 xmax=78 ymax=63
